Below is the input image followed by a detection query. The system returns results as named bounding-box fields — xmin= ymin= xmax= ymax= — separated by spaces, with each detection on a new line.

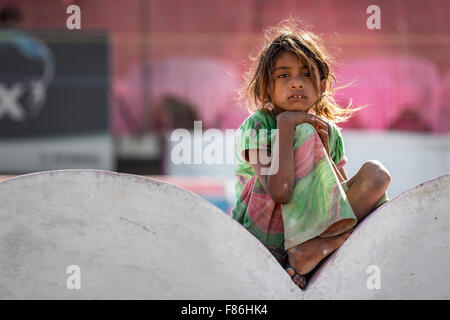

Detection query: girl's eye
xmin=302 ymin=72 xmax=311 ymax=77
xmin=278 ymin=73 xmax=289 ymax=78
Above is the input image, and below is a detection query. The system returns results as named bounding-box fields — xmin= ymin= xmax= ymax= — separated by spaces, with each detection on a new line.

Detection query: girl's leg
xmin=283 ymin=123 xmax=357 ymax=287
xmin=287 ymin=229 xmax=352 ymax=275
xmin=344 ymin=160 xmax=391 ymax=222
xmin=286 ymin=160 xmax=391 ymax=286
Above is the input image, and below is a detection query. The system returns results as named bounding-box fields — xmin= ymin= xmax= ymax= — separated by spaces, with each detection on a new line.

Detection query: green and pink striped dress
xmin=232 ymin=109 xmax=358 ymax=265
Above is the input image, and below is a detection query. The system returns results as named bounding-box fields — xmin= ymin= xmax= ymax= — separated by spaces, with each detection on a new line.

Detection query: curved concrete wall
xmin=1 ymin=170 xmax=448 ymax=299
xmin=0 ymin=170 xmax=301 ymax=299
xmin=302 ymin=174 xmax=450 ymax=299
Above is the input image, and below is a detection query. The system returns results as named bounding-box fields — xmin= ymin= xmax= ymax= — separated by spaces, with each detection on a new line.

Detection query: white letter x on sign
xmin=0 ymin=83 xmax=25 ymax=121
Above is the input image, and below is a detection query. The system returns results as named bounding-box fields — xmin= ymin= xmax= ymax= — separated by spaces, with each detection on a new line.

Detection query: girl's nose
xmin=290 ymin=76 xmax=304 ymax=88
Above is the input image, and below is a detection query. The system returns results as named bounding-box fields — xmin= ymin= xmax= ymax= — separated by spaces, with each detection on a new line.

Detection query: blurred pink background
xmin=7 ymin=0 xmax=450 ymax=135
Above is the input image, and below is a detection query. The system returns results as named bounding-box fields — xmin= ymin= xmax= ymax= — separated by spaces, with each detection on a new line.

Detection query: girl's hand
xmin=306 ymin=59 xmax=331 ymax=156
xmin=276 ymin=110 xmax=313 ymax=127
xmin=313 ymin=116 xmax=331 ymax=158
xmin=277 ymin=111 xmax=331 ymax=157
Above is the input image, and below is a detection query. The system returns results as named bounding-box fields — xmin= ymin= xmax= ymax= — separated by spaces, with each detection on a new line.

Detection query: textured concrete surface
xmin=302 ymin=174 xmax=450 ymax=299
xmin=0 ymin=170 xmax=301 ymax=299
xmin=1 ymin=170 xmax=449 ymax=299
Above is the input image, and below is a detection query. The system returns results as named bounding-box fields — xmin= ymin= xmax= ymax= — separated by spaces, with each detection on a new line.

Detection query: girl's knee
xmin=361 ymin=160 xmax=391 ymax=189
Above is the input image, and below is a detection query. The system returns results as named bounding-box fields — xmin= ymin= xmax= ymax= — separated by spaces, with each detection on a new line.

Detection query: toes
xmin=299 ymin=277 xmax=307 ymax=289
xmin=285 ymin=267 xmax=295 ymax=278
xmin=293 ymin=274 xmax=304 ymax=284
xmin=293 ymin=273 xmax=303 ymax=283
xmin=286 ymin=266 xmax=308 ymax=289
xmin=293 ymin=274 xmax=307 ymax=288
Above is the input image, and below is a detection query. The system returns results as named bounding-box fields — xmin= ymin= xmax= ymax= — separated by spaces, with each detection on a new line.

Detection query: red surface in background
xmin=7 ymin=0 xmax=450 ymax=133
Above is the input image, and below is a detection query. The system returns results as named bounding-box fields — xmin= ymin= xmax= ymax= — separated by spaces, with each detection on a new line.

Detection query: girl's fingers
xmin=310 ymin=115 xmax=323 ymax=126
xmin=315 ymin=127 xmax=327 ymax=138
xmin=310 ymin=115 xmax=330 ymax=144
xmin=318 ymin=129 xmax=328 ymax=141
xmin=316 ymin=128 xmax=329 ymax=146
xmin=312 ymin=116 xmax=330 ymax=135
xmin=314 ymin=120 xmax=328 ymax=134
xmin=310 ymin=115 xmax=323 ymax=124
xmin=318 ymin=129 xmax=330 ymax=154
xmin=312 ymin=116 xmax=328 ymax=128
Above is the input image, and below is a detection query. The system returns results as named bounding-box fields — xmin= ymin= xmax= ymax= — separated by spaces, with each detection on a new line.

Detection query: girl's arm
xmin=248 ymin=111 xmax=327 ymax=204
xmin=248 ymin=116 xmax=295 ymax=204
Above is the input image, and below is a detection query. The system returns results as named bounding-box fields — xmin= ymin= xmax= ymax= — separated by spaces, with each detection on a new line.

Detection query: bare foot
xmin=286 ymin=266 xmax=307 ymax=289
xmin=287 ymin=230 xmax=352 ymax=276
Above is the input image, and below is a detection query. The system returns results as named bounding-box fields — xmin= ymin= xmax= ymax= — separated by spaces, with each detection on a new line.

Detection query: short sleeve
xmin=329 ymin=122 xmax=348 ymax=170
xmin=235 ymin=111 xmax=276 ymax=162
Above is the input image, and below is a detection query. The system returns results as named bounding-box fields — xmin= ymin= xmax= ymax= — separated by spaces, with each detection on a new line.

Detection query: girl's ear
xmin=320 ymin=78 xmax=326 ymax=94
xmin=310 ymin=60 xmax=326 ymax=95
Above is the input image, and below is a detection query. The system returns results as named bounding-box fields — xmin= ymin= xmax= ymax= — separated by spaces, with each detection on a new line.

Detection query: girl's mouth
xmin=288 ymin=95 xmax=307 ymax=101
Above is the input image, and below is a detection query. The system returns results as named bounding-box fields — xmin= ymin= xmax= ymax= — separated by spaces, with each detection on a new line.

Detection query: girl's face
xmin=268 ymin=51 xmax=325 ymax=115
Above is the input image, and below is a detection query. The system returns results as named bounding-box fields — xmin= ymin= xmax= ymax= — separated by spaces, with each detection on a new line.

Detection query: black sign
xmin=0 ymin=29 xmax=109 ymax=138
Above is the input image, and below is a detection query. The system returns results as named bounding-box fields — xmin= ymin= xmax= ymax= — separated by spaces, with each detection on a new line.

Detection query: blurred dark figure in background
xmin=0 ymin=5 xmax=22 ymax=27
xmin=154 ymin=95 xmax=200 ymax=132
xmin=389 ymin=108 xmax=431 ymax=132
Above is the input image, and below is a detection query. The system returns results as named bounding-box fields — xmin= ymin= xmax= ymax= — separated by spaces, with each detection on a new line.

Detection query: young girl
xmin=232 ymin=20 xmax=391 ymax=289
